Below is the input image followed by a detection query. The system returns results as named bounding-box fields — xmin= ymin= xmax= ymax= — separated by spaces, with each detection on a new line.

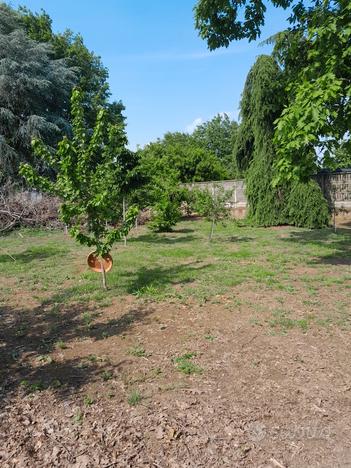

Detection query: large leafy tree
xmin=240 ymin=55 xmax=288 ymax=225
xmin=192 ymin=113 xmax=238 ymax=174
xmin=0 ymin=4 xmax=76 ymax=183
xmin=140 ymin=132 xmax=228 ymax=184
xmin=274 ymin=1 xmax=351 ymax=181
xmin=194 ymin=0 xmax=351 ymax=178
xmin=18 ymin=6 xmax=125 ymax=129
xmin=236 ymin=55 xmax=329 ymax=227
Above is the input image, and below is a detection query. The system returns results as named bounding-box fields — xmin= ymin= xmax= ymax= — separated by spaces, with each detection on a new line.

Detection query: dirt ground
xmin=1 ymin=220 xmax=351 ymax=467
xmin=1 ymin=290 xmax=351 ymax=467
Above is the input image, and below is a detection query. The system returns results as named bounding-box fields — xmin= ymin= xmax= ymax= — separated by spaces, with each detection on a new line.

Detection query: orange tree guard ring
xmin=87 ymin=252 xmax=113 ymax=273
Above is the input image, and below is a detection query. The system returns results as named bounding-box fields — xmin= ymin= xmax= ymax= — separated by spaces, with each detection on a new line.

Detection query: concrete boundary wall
xmin=315 ymin=169 xmax=351 ymax=211
xmin=185 ymin=169 xmax=351 ymax=215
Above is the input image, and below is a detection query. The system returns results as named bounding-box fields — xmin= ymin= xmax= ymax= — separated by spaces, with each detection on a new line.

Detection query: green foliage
xmin=286 ymin=180 xmax=330 ymax=229
xmin=324 ymin=145 xmax=351 ymax=171
xmin=194 ymin=0 xmax=350 ymax=179
xmin=19 ymin=89 xmax=137 ymax=256
xmin=242 ymin=56 xmax=329 ymax=228
xmin=193 ymin=184 xmax=232 ymax=240
xmin=234 ymin=54 xmax=284 ymax=176
xmin=173 ymin=353 xmax=203 ymax=375
xmin=239 ymin=55 xmax=289 ymax=226
xmin=137 ymin=128 xmax=232 ymax=232
xmin=149 ymin=198 xmax=182 ymax=232
xmin=139 ymin=131 xmax=228 ymax=184
xmin=127 ymin=390 xmax=142 ymax=406
xmin=273 ymin=1 xmax=351 ymax=181
xmin=192 ymin=114 xmax=238 ymax=175
xmin=194 ymin=0 xmax=295 ymax=48
xmin=17 ymin=6 xmax=123 ymax=129
xmin=148 ymin=174 xmax=185 ymax=232
xmin=0 ymin=4 xmax=76 ymax=182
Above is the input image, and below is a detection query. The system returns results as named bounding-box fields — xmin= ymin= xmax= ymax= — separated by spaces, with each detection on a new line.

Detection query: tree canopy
xmin=138 ymin=130 xmax=230 ymax=185
xmin=274 ymin=1 xmax=351 ymax=182
xmin=195 ymin=0 xmax=351 ymax=181
xmin=17 ymin=6 xmax=124 ymax=128
xmin=0 ymin=3 xmax=126 ymax=184
xmin=0 ymin=3 xmax=76 ymax=183
xmin=192 ymin=113 xmax=238 ymax=170
xmin=194 ymin=0 xmax=315 ymax=48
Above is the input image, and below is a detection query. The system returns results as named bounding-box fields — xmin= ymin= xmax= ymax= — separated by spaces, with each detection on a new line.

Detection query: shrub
xmin=149 ymin=198 xmax=181 ymax=232
xmin=286 ymin=179 xmax=330 ymax=229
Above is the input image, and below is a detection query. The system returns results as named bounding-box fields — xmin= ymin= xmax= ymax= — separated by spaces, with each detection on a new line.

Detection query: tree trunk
xmin=209 ymin=218 xmax=215 ymax=241
xmin=123 ymin=196 xmax=127 ymax=246
xmin=101 ymin=260 xmax=107 ymax=290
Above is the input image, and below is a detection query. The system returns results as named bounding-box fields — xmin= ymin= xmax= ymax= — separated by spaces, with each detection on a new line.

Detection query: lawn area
xmin=1 ymin=218 xmax=351 ymax=466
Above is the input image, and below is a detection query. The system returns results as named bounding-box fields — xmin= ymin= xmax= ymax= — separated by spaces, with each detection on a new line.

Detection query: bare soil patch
xmin=1 ymin=289 xmax=351 ymax=467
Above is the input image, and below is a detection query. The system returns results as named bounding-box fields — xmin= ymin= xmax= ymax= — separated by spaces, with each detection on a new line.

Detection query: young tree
xmin=20 ymin=89 xmax=138 ymax=289
xmin=194 ymin=185 xmax=233 ymax=241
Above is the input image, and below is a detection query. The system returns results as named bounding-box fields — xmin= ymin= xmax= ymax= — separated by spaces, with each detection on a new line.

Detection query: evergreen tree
xmin=237 ymin=55 xmax=329 ymax=227
xmin=0 ymin=4 xmax=76 ymax=183
xmin=18 ymin=6 xmax=125 ymax=129
xmin=237 ymin=55 xmax=288 ymax=225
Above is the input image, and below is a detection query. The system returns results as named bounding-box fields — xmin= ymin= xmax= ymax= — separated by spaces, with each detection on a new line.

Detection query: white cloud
xmin=185 ymin=117 xmax=203 ymax=133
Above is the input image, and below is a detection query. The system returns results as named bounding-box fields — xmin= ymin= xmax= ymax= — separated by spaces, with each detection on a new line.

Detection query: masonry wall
xmin=315 ymin=170 xmax=351 ymax=212
xmin=185 ymin=169 xmax=351 ymax=217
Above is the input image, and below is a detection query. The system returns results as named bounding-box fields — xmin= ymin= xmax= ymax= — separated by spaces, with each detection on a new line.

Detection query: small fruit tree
xmin=194 ymin=184 xmax=233 ymax=241
xmin=20 ymin=89 xmax=138 ymax=289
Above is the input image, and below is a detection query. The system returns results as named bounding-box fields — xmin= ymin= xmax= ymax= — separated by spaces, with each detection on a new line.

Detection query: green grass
xmin=268 ymin=309 xmax=313 ymax=334
xmin=1 ymin=220 xmax=350 ymax=333
xmin=101 ymin=370 xmax=113 ymax=381
xmin=173 ymin=353 xmax=203 ymax=375
xmin=128 ymin=345 xmax=149 ymax=358
xmin=127 ymin=389 xmax=142 ymax=406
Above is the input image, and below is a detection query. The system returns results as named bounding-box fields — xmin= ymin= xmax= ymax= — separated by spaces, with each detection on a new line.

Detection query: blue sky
xmin=10 ymin=0 xmax=291 ymax=149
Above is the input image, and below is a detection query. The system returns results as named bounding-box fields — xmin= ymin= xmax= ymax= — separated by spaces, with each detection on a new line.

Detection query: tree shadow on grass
xmin=129 ymin=233 xmax=197 ymax=245
xmin=121 ymin=261 xmax=211 ymax=295
xmin=282 ymin=228 xmax=351 ymax=265
xmin=0 ymin=299 xmax=153 ymax=407
xmin=228 ymin=235 xmax=255 ymax=243
xmin=0 ymin=245 xmax=67 ymax=264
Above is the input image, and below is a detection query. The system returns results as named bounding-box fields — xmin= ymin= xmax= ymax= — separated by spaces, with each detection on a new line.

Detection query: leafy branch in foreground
xmin=20 ymin=88 xmax=138 ymax=289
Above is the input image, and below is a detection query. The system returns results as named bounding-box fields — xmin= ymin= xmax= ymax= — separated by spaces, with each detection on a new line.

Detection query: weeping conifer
xmin=237 ymin=55 xmax=288 ymax=225
xmin=235 ymin=55 xmax=329 ymax=228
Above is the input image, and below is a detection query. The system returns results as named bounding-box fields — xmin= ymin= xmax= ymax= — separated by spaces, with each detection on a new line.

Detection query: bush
xmin=149 ymin=198 xmax=181 ymax=232
xmin=286 ymin=179 xmax=330 ymax=229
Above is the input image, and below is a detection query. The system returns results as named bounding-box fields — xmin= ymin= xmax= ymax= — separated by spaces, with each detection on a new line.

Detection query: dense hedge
xmin=286 ymin=179 xmax=330 ymax=229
